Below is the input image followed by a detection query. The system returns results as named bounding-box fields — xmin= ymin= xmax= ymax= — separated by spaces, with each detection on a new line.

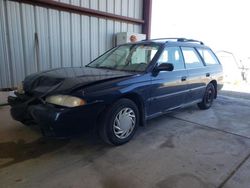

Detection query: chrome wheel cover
xmin=113 ymin=107 xmax=136 ymax=139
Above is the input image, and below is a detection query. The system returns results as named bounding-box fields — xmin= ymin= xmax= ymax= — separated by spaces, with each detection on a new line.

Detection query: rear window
xmin=181 ymin=47 xmax=204 ymax=69
xmin=198 ymin=48 xmax=220 ymax=65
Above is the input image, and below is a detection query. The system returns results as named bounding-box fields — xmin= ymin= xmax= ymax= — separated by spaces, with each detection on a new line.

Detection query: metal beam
xmin=142 ymin=0 xmax=152 ymax=39
xmin=9 ymin=0 xmax=145 ymax=25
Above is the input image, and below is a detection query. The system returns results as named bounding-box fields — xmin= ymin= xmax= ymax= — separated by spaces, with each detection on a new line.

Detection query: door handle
xmin=206 ymin=73 xmax=210 ymax=77
xmin=181 ymin=76 xmax=187 ymax=81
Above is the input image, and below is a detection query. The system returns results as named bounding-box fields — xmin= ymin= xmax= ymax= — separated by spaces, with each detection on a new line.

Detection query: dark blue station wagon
xmin=8 ymin=38 xmax=223 ymax=145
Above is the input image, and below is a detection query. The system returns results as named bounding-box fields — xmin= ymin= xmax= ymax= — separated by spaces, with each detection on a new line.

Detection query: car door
xmin=197 ymin=47 xmax=223 ymax=84
xmin=181 ymin=47 xmax=208 ymax=103
xmin=149 ymin=46 xmax=189 ymax=116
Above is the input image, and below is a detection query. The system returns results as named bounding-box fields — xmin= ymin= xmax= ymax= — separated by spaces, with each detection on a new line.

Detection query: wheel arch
xmin=96 ymin=92 xmax=146 ymax=129
xmin=121 ymin=93 xmax=146 ymax=126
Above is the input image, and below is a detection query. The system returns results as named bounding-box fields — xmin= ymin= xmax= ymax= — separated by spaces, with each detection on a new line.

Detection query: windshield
xmin=87 ymin=44 xmax=160 ymax=72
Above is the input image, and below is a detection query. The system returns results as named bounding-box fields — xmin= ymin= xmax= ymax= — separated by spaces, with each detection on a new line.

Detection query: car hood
xmin=23 ymin=67 xmax=133 ymax=96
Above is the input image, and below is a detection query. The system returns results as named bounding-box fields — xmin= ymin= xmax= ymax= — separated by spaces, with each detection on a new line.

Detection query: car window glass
xmin=198 ymin=48 xmax=220 ymax=65
xmin=93 ymin=46 xmax=130 ymax=67
xmin=87 ymin=44 xmax=160 ymax=72
xmin=112 ymin=48 xmax=129 ymax=66
xmin=150 ymin=49 xmax=158 ymax=60
xmin=158 ymin=47 xmax=185 ymax=70
xmin=131 ymin=46 xmax=157 ymax=65
xmin=181 ymin=47 xmax=204 ymax=69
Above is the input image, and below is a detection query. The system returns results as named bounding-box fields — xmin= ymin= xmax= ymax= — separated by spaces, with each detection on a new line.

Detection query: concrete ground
xmin=1 ymin=91 xmax=250 ymax=188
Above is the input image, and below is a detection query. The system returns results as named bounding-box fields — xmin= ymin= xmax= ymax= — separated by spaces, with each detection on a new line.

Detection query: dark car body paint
xmin=23 ymin=67 xmax=133 ymax=96
xmin=8 ymin=40 xmax=223 ymax=136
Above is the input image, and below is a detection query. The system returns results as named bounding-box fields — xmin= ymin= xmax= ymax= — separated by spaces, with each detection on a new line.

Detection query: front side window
xmin=87 ymin=44 xmax=160 ymax=72
xmin=198 ymin=48 xmax=220 ymax=65
xmin=181 ymin=47 xmax=204 ymax=69
xmin=158 ymin=47 xmax=185 ymax=70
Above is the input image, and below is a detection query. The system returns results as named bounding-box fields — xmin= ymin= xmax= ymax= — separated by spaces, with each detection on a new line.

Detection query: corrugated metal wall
xmin=0 ymin=0 xmax=143 ymax=88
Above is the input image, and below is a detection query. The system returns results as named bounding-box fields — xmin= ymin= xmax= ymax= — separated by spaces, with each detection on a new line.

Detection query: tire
xmin=198 ymin=83 xmax=216 ymax=110
xmin=99 ymin=98 xmax=139 ymax=145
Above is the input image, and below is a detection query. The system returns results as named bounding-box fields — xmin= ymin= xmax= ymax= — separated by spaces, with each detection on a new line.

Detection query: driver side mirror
xmin=155 ymin=63 xmax=174 ymax=72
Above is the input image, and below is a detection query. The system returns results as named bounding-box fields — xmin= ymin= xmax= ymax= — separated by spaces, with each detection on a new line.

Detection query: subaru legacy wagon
xmin=8 ymin=38 xmax=223 ymax=145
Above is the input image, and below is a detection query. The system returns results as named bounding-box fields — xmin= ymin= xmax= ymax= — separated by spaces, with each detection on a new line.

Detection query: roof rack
xmin=149 ymin=38 xmax=204 ymax=45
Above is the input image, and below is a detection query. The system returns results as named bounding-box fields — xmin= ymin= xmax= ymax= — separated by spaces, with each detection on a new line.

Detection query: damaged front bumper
xmin=8 ymin=92 xmax=105 ymax=137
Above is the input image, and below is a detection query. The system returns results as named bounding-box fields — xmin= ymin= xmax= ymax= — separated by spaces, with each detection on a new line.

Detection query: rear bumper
xmin=9 ymin=95 xmax=105 ymax=136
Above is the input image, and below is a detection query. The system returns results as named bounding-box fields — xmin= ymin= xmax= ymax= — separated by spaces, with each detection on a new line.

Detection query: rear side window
xmin=181 ymin=47 xmax=204 ymax=69
xmin=158 ymin=47 xmax=185 ymax=70
xmin=198 ymin=48 xmax=220 ymax=65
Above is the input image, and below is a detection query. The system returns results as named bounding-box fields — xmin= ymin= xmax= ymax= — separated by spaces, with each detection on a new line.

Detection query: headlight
xmin=46 ymin=95 xmax=86 ymax=107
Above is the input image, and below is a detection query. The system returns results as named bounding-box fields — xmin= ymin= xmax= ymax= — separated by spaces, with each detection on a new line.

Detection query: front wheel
xmin=197 ymin=83 xmax=215 ymax=110
xmin=99 ymin=99 xmax=139 ymax=145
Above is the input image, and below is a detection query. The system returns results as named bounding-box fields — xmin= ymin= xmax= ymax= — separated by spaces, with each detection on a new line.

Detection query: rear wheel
xmin=198 ymin=83 xmax=215 ymax=110
xmin=99 ymin=99 xmax=139 ymax=145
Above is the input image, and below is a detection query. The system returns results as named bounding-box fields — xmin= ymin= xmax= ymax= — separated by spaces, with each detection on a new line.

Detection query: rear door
xmin=197 ymin=48 xmax=223 ymax=81
xmin=181 ymin=47 xmax=208 ymax=103
xmin=149 ymin=46 xmax=188 ymax=115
